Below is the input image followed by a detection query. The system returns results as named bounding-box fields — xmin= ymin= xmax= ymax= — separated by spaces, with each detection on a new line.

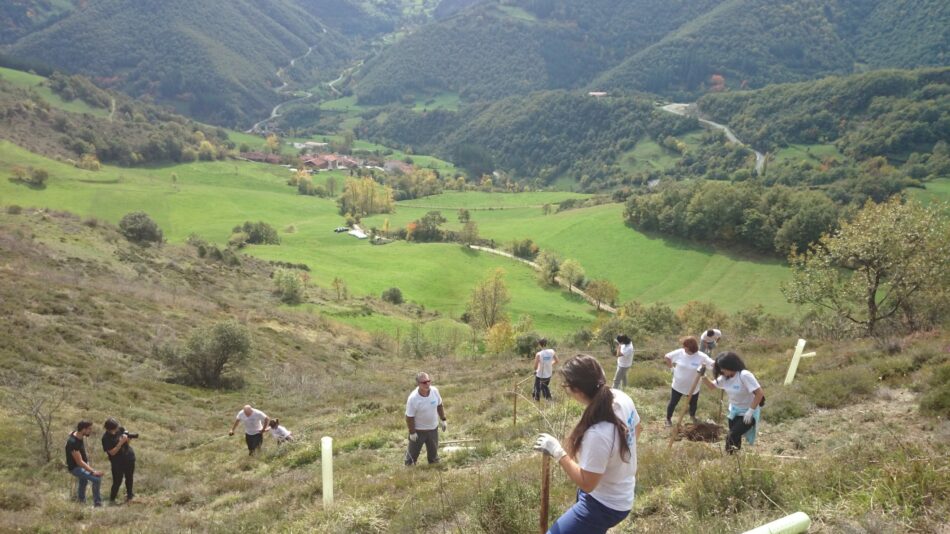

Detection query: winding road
xmin=247 ymin=46 xmax=315 ymax=134
xmin=661 ymin=103 xmax=765 ymax=174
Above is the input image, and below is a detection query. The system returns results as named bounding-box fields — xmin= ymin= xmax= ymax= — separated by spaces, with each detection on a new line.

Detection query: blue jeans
xmin=549 ymin=489 xmax=629 ymax=534
xmin=71 ymin=467 xmax=102 ymax=505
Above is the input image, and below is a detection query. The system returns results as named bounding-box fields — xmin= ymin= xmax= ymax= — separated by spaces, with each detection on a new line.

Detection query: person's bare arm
xmin=437 ymin=404 xmax=446 ymax=421
xmin=406 ymin=416 xmax=415 ymax=434
xmin=556 ymin=456 xmax=604 ymax=493
xmin=229 ymin=419 xmax=239 ymax=435
xmin=750 ymin=388 xmax=764 ymax=409
xmin=634 ymin=422 xmax=642 ymax=441
xmin=71 ymin=450 xmax=101 ymax=476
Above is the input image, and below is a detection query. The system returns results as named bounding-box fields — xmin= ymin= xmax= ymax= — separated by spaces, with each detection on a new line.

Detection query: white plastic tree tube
xmin=322 ymin=436 xmax=333 ymax=507
xmin=742 ymin=512 xmax=811 ymax=534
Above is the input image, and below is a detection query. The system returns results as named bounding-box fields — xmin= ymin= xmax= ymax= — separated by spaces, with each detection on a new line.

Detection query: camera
xmin=118 ymin=426 xmax=139 ymax=439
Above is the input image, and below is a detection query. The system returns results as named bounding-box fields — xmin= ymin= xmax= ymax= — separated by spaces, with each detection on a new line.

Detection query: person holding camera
xmin=101 ymin=418 xmax=136 ymax=504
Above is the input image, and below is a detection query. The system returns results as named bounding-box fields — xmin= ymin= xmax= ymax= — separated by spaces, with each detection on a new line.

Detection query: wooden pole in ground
xmin=540 ymin=454 xmax=551 ymax=534
xmin=668 ymin=372 xmax=704 ymax=449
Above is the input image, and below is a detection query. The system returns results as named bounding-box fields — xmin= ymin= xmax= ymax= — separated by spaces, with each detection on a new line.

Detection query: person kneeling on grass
xmin=664 ymin=336 xmax=715 ymax=426
xmin=533 ymin=354 xmax=642 ymax=534
xmin=267 ymin=419 xmax=293 ymax=444
xmin=700 ymin=352 xmax=765 ymax=453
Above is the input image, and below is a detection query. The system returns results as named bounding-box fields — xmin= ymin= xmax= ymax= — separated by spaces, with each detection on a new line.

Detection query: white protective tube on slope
xmin=742 ymin=512 xmax=811 ymax=534
xmin=322 ymin=436 xmax=333 ymax=507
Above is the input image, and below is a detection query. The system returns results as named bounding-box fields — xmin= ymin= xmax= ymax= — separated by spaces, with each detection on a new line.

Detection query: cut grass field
xmin=910 ymin=178 xmax=950 ymax=207
xmin=771 ymin=143 xmax=843 ymax=165
xmin=1 ymin=139 xmax=795 ymax=337
xmin=0 ymin=141 xmax=592 ymax=337
xmin=0 ymin=66 xmax=109 ymax=117
xmin=367 ymin=195 xmax=795 ymax=315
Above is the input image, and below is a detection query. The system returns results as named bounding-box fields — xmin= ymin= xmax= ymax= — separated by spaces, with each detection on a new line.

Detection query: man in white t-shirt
xmin=405 ymin=372 xmax=446 ymax=465
xmin=228 ymin=405 xmax=269 ymax=455
xmin=699 ymin=328 xmax=722 ymax=354
xmin=533 ymin=338 xmax=559 ymax=401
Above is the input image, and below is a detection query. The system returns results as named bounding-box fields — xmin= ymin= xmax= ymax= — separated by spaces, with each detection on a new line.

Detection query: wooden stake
xmin=668 ymin=372 xmax=704 ymax=449
xmin=540 ymin=454 xmax=551 ymax=534
xmin=513 ymin=389 xmax=518 ymax=427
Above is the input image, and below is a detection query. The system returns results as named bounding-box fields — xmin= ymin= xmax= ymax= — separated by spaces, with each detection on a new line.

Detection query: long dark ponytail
xmin=560 ymin=354 xmax=631 ymax=462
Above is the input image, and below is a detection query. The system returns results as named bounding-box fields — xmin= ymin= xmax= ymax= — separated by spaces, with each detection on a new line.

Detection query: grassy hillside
xmin=364 ymin=193 xmax=794 ymax=315
xmin=0 ymin=209 xmax=947 ymax=532
xmin=3 ymin=0 xmax=356 ymax=126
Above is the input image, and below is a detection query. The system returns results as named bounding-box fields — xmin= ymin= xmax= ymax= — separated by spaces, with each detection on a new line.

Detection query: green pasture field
xmin=619 ymin=138 xmax=680 ymax=173
xmin=910 ymin=178 xmax=950 ymax=208
xmin=0 ymin=66 xmax=109 ymax=117
xmin=365 ymin=197 xmax=794 ymax=315
xmin=0 ymin=141 xmax=594 ymax=337
xmin=771 ymin=143 xmax=843 ymax=165
xmin=496 ymin=4 xmax=538 ymax=21
xmin=321 ymin=92 xmax=460 ymax=114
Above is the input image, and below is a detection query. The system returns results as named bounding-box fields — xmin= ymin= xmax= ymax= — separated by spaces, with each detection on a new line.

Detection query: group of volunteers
xmin=528 ymin=328 xmax=765 ymax=533
xmin=63 ymin=327 xmax=766 ymax=534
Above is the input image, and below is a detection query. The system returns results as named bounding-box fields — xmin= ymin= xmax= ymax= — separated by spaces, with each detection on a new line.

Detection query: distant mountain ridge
xmin=3 ymin=0 xmax=359 ymax=126
xmin=354 ymin=0 xmax=949 ymax=104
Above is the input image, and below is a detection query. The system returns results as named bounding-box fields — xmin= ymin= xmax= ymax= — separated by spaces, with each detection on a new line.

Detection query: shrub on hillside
xmin=514 ymin=332 xmax=541 ymax=357
xmin=9 ymin=166 xmax=49 ymax=187
xmin=486 ymin=322 xmax=515 ymax=355
xmin=6 ymin=205 xmax=22 ymax=215
xmin=676 ymin=301 xmax=729 ymax=339
xmin=381 ymin=287 xmax=404 ymax=304
xmin=474 ymin=480 xmax=537 ymax=534
xmin=234 ymin=221 xmax=280 ymax=245
xmin=160 ymin=321 xmax=251 ymax=388
xmin=765 ymin=387 xmax=812 ymax=423
xmin=273 ymin=268 xmax=305 ymax=304
xmin=802 ymin=365 xmax=877 ymax=409
xmin=629 ymin=365 xmax=670 ymax=389
xmin=920 ymin=363 xmax=950 ymax=417
xmin=118 ymin=211 xmax=164 ymax=244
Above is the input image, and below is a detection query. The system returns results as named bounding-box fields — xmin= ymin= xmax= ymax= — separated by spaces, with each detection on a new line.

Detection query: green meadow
xmin=0 ymin=137 xmax=794 ymax=339
xmin=0 ymin=66 xmax=109 ymax=117
xmin=771 ymin=143 xmax=843 ymax=165
xmin=367 ymin=193 xmax=794 ymax=315
xmin=911 ymin=178 xmax=950 ymax=207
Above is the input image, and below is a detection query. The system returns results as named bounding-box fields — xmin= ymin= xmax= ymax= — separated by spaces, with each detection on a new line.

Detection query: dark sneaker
xmin=665 ymin=420 xmax=673 ymax=427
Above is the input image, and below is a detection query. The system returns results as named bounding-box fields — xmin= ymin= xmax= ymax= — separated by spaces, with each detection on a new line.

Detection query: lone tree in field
xmin=559 ymin=259 xmax=586 ymax=291
xmin=536 ymin=251 xmax=560 ymax=286
xmin=467 ymin=268 xmax=510 ymax=330
xmin=119 ymin=211 xmax=164 ymax=244
xmin=586 ymin=279 xmax=619 ymax=310
xmin=1 ymin=372 xmax=65 ymax=464
xmin=783 ymin=198 xmax=950 ymax=336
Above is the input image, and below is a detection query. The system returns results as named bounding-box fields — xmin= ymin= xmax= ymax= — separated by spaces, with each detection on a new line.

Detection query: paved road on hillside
xmin=248 ymin=46 xmax=315 ymax=133
xmin=661 ymin=103 xmax=765 ymax=174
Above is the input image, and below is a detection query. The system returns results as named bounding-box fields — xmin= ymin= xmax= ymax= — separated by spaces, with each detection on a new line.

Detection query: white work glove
xmin=533 ymin=433 xmax=566 ymax=461
xmin=742 ymin=409 xmax=754 ymax=425
xmin=409 ymin=432 xmax=418 ymax=442
xmin=440 ymin=420 xmax=447 ymax=432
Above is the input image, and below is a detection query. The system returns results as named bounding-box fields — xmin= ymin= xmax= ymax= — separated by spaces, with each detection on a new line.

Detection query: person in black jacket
xmin=102 ymin=418 xmax=136 ymax=504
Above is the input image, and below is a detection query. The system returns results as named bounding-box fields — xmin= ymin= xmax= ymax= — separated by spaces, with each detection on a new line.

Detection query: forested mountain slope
xmin=353 ymin=0 xmax=724 ymax=104
xmin=594 ymin=0 xmax=950 ymax=98
xmin=0 ymin=0 xmax=79 ymax=45
xmin=355 ymin=0 xmax=948 ymax=104
xmin=698 ymin=67 xmax=950 ymax=161
xmin=3 ymin=0 xmax=355 ymax=126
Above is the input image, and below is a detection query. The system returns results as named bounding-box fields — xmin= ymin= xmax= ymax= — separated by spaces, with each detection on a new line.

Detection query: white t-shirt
xmin=577 ymin=388 xmax=640 ymax=512
xmin=617 ymin=343 xmax=634 ymax=367
xmin=666 ymin=349 xmax=716 ymax=394
xmin=700 ymin=329 xmax=722 ymax=345
xmin=236 ymin=408 xmax=268 ymax=435
xmin=536 ymin=348 xmax=557 ymax=378
xmin=715 ymin=370 xmax=761 ymax=410
xmin=271 ymin=425 xmax=292 ymax=441
xmin=405 ymin=386 xmax=443 ymax=431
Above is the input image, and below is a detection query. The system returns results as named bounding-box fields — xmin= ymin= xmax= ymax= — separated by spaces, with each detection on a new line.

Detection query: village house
xmin=241 ymin=151 xmax=281 ymax=164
